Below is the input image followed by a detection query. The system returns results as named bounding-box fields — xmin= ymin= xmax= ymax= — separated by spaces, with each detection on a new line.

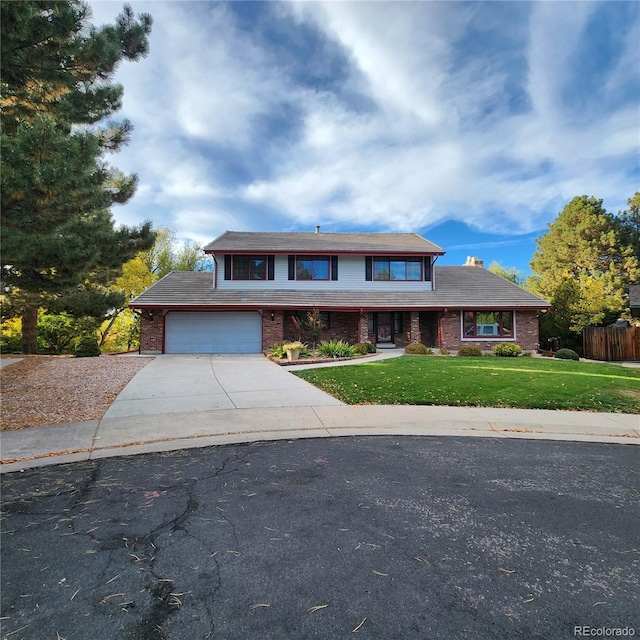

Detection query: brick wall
xmin=283 ymin=311 xmax=359 ymax=344
xmin=514 ymin=311 xmax=540 ymax=351
xmin=328 ymin=312 xmax=359 ymax=343
xmin=359 ymin=313 xmax=370 ymax=343
xmin=140 ymin=312 xmax=164 ymax=354
xmin=262 ymin=311 xmax=284 ymax=351
xmin=440 ymin=310 xmax=541 ymax=352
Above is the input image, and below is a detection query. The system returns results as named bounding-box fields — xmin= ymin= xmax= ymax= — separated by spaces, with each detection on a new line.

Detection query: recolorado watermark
xmin=574 ymin=628 xmax=636 ymax=637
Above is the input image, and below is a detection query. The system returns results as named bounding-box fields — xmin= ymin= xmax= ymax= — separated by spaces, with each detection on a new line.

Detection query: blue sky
xmin=90 ymin=1 xmax=639 ymax=275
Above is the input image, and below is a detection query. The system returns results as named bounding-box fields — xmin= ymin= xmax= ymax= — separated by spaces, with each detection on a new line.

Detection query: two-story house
xmin=130 ymin=230 xmax=551 ymax=354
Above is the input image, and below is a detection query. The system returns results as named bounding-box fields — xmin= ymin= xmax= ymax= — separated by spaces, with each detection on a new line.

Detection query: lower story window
xmin=463 ymin=311 xmax=513 ymax=338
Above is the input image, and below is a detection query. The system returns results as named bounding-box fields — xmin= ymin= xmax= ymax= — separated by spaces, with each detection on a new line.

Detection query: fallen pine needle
xmin=499 ymin=568 xmax=516 ymax=574
xmin=250 ymin=604 xmax=271 ymax=610
xmin=106 ymin=574 xmax=121 ymax=584
xmin=101 ymin=593 xmax=126 ymax=604
xmin=372 ymin=570 xmax=388 ymax=576
xmin=70 ymin=589 xmax=80 ymax=601
xmin=352 ymin=617 xmax=367 ymax=633
xmin=522 ymin=598 xmax=535 ymax=604
xmin=309 ymin=605 xmax=329 ymax=613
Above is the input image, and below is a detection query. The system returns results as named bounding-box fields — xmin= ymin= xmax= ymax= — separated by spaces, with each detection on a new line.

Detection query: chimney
xmin=464 ymin=256 xmax=484 ymax=267
xmin=315 ymin=225 xmax=320 ymax=234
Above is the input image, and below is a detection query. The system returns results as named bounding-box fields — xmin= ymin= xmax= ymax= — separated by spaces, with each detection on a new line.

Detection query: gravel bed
xmin=0 ymin=355 xmax=152 ymax=430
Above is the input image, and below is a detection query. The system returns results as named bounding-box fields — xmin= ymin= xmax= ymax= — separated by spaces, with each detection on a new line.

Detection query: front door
xmin=376 ymin=312 xmax=393 ymax=343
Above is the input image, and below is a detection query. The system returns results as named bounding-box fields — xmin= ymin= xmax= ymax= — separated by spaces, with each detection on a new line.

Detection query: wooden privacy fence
xmin=583 ymin=326 xmax=640 ymax=361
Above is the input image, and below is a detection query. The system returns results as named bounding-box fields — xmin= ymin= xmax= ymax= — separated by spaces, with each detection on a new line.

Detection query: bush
xmin=404 ymin=343 xmax=432 ymax=355
xmin=352 ymin=342 xmax=375 ymax=355
xmin=555 ymin=348 xmax=579 ymax=361
xmin=270 ymin=341 xmax=311 ymax=359
xmin=317 ymin=339 xmax=356 ymax=358
xmin=439 ymin=348 xmax=450 ymax=356
xmin=74 ymin=334 xmax=101 ymax=357
xmin=492 ymin=342 xmax=522 ymax=357
xmin=268 ymin=341 xmax=286 ymax=358
xmin=282 ymin=341 xmax=305 ymax=352
xmin=457 ymin=345 xmax=483 ymax=357
xmin=38 ymin=312 xmax=81 ymax=354
xmin=353 ymin=342 xmax=376 ymax=354
xmin=0 ymin=318 xmax=22 ymax=353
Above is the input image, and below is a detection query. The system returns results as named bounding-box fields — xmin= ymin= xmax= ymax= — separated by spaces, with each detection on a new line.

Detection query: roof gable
xmin=204 ymin=231 xmax=445 ymax=255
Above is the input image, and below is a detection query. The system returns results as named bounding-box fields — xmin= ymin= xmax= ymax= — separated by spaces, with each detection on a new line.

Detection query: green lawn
xmin=294 ymin=356 xmax=640 ymax=413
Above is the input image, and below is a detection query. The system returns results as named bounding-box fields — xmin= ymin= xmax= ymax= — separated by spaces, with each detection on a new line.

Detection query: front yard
xmin=294 ymin=356 xmax=640 ymax=413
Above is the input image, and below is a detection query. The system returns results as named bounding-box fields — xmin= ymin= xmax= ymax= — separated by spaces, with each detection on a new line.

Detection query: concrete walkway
xmin=1 ymin=352 xmax=638 ymax=473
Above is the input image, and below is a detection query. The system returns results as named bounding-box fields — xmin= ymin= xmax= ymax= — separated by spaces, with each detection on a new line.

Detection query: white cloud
xmin=87 ymin=1 xmax=639 ymax=247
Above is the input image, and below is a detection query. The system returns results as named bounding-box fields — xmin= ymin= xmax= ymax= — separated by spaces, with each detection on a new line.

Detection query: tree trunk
xmin=98 ymin=308 xmax=124 ymax=346
xmin=21 ymin=305 xmax=38 ymax=354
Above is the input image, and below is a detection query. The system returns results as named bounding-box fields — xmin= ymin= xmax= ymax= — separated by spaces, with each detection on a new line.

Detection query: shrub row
xmin=404 ymin=343 xmax=533 ymax=357
xmin=268 ymin=340 xmax=376 ymax=359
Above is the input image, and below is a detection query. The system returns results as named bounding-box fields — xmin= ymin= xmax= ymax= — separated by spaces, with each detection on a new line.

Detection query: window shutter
xmin=288 ymin=255 xmax=296 ymax=280
xmin=224 ymin=255 xmax=231 ymax=280
xmin=267 ymin=255 xmax=275 ymax=280
xmin=365 ymin=256 xmax=372 ymax=281
xmin=331 ymin=255 xmax=338 ymax=281
xmin=424 ymin=256 xmax=432 ymax=281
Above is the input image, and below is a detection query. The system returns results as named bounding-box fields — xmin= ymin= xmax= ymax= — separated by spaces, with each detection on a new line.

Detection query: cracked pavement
xmin=1 ymin=436 xmax=639 ymax=639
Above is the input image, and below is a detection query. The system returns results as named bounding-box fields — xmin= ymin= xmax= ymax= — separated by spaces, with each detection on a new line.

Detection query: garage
xmin=164 ymin=311 xmax=262 ymax=354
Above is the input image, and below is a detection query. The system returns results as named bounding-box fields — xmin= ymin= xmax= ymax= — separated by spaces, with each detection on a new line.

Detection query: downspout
xmin=212 ymin=255 xmax=218 ymax=289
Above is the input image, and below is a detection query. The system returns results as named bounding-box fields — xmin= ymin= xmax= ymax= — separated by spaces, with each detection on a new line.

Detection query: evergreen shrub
xmin=554 ymin=348 xmax=580 ymax=361
xmin=457 ymin=345 xmax=483 ymax=357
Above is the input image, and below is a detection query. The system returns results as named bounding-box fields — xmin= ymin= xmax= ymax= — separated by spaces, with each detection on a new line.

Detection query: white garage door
xmin=165 ymin=312 xmax=262 ymax=354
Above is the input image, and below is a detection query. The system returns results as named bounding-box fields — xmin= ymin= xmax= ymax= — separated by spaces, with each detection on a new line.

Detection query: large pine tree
xmin=1 ymin=1 xmax=155 ymax=353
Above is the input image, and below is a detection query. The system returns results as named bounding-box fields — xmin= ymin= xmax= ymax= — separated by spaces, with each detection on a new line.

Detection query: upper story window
xmin=463 ymin=311 xmax=513 ymax=338
xmin=288 ymin=255 xmax=338 ymax=281
xmin=233 ymin=255 xmax=266 ymax=280
xmin=224 ymin=255 xmax=274 ymax=281
xmin=297 ymin=256 xmax=330 ymax=280
xmin=373 ymin=257 xmax=423 ymax=281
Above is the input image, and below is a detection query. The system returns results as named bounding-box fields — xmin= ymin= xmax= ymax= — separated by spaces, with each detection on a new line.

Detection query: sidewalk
xmin=1 ymin=404 xmax=638 ymax=473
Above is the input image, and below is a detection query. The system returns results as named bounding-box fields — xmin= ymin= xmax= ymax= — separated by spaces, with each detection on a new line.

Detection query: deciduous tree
xmin=488 ymin=261 xmax=523 ymax=286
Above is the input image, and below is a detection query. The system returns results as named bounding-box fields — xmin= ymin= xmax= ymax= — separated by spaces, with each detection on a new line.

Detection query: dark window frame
xmin=462 ymin=311 xmax=514 ymax=338
xmin=372 ymin=257 xmax=423 ymax=281
xmin=295 ymin=255 xmax=331 ymax=281
xmin=231 ymin=255 xmax=268 ymax=281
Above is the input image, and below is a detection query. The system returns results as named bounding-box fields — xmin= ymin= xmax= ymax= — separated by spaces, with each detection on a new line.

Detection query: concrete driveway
xmin=103 ymin=354 xmax=342 ymax=419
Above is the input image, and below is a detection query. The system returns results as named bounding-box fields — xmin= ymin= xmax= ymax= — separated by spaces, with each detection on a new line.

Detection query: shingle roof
xmin=204 ymin=231 xmax=445 ymax=255
xmin=629 ymin=284 xmax=640 ymax=309
xmin=130 ymin=267 xmax=550 ymax=310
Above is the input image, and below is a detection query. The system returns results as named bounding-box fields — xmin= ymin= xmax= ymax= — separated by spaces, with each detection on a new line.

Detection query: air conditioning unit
xmin=477 ymin=324 xmax=499 ymax=336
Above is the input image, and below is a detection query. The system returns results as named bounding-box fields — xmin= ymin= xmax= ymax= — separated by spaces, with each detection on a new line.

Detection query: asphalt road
xmin=1 ymin=436 xmax=638 ymax=640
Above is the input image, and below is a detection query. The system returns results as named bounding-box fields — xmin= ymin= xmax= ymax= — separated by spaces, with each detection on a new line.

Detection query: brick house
xmin=130 ymin=230 xmax=551 ymax=354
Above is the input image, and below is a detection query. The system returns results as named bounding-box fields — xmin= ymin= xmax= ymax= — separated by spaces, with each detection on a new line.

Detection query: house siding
xmin=439 ymin=310 xmax=540 ymax=352
xmin=216 ymin=254 xmax=433 ymax=292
